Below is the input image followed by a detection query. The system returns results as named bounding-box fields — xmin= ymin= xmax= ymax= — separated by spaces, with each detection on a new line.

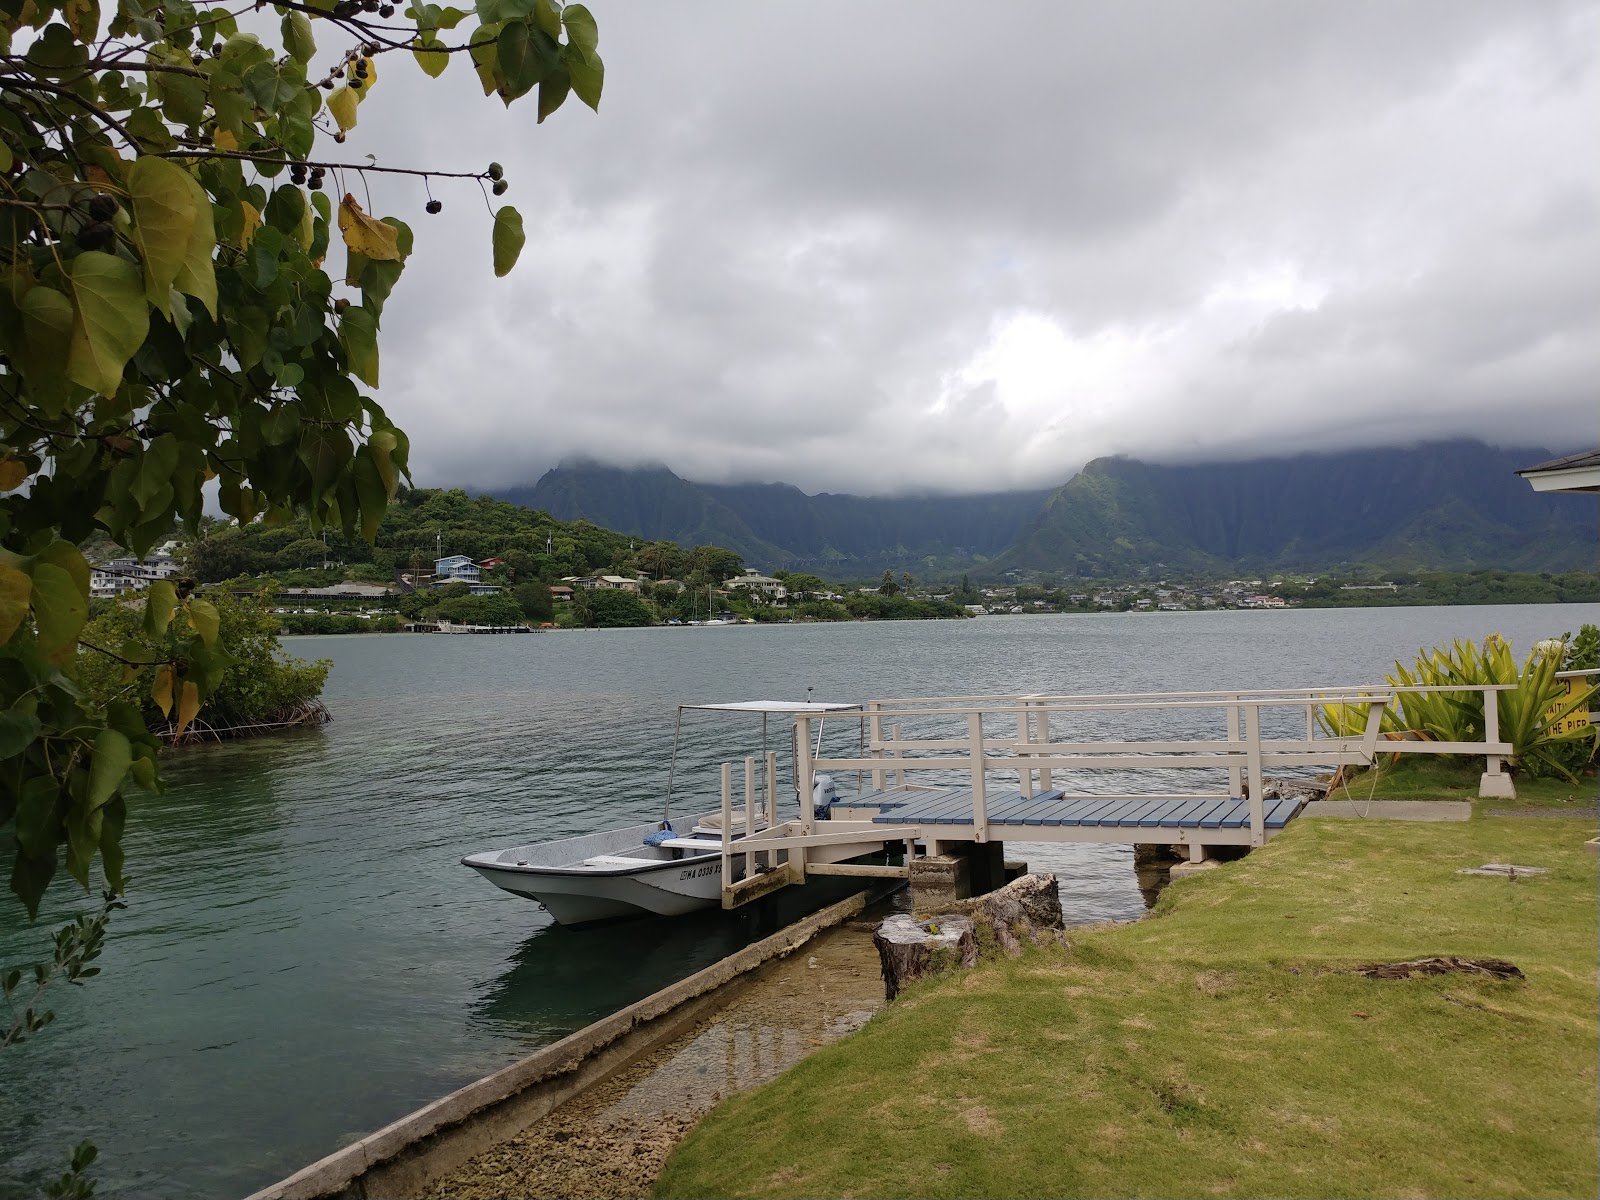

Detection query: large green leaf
xmin=492 ymin=205 xmax=525 ymax=277
xmin=0 ymin=562 xmax=32 ymax=644
xmin=536 ymin=65 xmax=570 ymax=122
xmin=282 ymin=11 xmax=316 ymax=62
xmin=565 ymin=44 xmax=601 ymax=110
xmin=16 ymin=284 xmax=74 ymax=413
xmin=67 ymin=251 xmax=149 ymax=397
xmin=144 ymin=578 xmax=178 ymax=636
xmin=0 ymin=707 xmax=42 ymax=759
xmin=412 ymin=32 xmax=449 ymax=77
xmin=87 ymin=728 xmax=131 ymax=812
xmin=29 ymin=561 xmax=88 ymax=660
xmin=497 ymin=20 xmax=558 ymax=100
xmin=561 ymin=3 xmax=597 ymax=56
xmin=338 ymin=303 xmax=379 ymax=386
xmin=187 ymin=597 xmax=220 ymax=646
xmin=171 ymin=169 xmax=218 ymax=318
xmin=128 ymin=155 xmax=200 ymax=310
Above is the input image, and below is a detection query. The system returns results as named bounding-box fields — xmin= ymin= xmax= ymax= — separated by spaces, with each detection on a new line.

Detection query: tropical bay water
xmin=1 ymin=603 xmax=1595 ymax=1198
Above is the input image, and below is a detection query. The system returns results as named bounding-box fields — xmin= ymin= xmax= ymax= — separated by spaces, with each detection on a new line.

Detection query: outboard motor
xmin=811 ymin=773 xmax=839 ymax=821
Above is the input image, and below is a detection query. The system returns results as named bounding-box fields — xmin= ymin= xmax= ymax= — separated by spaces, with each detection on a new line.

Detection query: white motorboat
xmin=462 ymin=700 xmax=865 ymax=926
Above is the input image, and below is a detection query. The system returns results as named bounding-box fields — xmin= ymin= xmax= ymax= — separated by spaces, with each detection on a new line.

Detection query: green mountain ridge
xmin=994 ymin=441 xmax=1596 ymax=577
xmin=488 ymin=440 xmax=1596 ymax=579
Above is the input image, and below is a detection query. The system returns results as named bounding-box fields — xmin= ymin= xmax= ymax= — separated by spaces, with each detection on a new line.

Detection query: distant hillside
xmin=498 ymin=462 xmax=1047 ymax=572
xmin=993 ymin=441 xmax=1597 ymax=577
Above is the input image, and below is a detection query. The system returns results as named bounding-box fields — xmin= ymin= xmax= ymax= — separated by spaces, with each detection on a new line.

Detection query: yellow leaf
xmin=296 ymin=199 xmax=314 ymax=251
xmin=128 ymin=156 xmax=199 ymax=312
xmin=239 ymin=199 xmax=261 ymax=251
xmin=327 ymin=84 xmax=359 ymax=132
xmin=0 ymin=562 xmax=31 ymax=644
xmin=0 ymin=456 xmax=27 ymax=492
xmin=175 ymin=679 xmax=200 ymax=735
xmin=213 ymin=127 xmax=239 ymax=152
xmin=337 ymin=193 xmax=402 ymax=262
xmin=151 ymin=664 xmax=174 ymax=718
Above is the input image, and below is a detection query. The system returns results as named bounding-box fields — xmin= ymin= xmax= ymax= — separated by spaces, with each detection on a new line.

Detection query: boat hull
xmin=462 ymin=822 xmax=740 ymax=926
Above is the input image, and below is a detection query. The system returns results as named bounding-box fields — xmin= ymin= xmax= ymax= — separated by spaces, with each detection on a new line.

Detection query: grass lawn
xmin=656 ymin=814 xmax=1599 ymax=1199
xmin=1327 ymin=757 xmax=1599 ymax=813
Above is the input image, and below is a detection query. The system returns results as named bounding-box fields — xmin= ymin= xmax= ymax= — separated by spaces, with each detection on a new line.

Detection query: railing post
xmin=1226 ymin=699 xmax=1242 ymax=800
xmin=720 ymin=761 xmax=733 ymax=891
xmin=1479 ymin=685 xmax=1516 ymax=799
xmin=743 ymin=756 xmax=756 ymax=879
xmin=1016 ymin=699 xmax=1033 ymax=798
xmin=891 ymin=722 xmax=904 ymax=790
xmin=1037 ymin=703 xmax=1053 ymax=791
xmin=1244 ymin=703 xmax=1265 ymax=848
xmin=796 ymin=714 xmax=814 ymax=835
xmin=868 ymin=702 xmax=885 ymax=794
xmin=765 ymin=750 xmax=778 ymax=828
xmin=969 ymin=710 xmax=988 ymax=842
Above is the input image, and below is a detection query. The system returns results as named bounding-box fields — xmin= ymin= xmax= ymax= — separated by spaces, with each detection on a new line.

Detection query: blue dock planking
xmin=991 ymin=790 xmax=1067 ymax=824
xmin=868 ymin=787 xmax=1304 ymax=834
xmin=1112 ymin=798 xmax=1180 ymax=827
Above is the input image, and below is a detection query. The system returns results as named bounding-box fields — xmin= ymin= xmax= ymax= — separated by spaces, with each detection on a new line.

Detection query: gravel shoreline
xmin=429 ymin=918 xmax=888 ymax=1199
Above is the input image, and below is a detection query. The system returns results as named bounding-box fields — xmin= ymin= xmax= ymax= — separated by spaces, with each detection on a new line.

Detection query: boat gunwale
xmin=460 ymin=849 xmax=722 ymax=879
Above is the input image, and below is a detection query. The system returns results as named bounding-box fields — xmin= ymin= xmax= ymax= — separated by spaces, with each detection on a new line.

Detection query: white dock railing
xmin=810 ymin=685 xmax=1519 ymax=846
xmin=711 ymin=682 xmax=1534 ymax=905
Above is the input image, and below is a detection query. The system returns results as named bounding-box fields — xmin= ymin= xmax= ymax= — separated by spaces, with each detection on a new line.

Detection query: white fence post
xmin=796 ymin=714 xmax=814 ymax=835
xmin=891 ymin=722 xmax=904 ymax=790
xmin=868 ymin=702 xmax=884 ymax=794
xmin=1226 ymin=699 xmax=1242 ymax=799
xmin=1479 ymin=685 xmax=1516 ymax=799
xmin=1016 ymin=699 xmax=1033 ymax=798
xmin=720 ymin=762 xmax=733 ymax=891
xmin=969 ymin=710 xmax=988 ymax=842
xmin=765 ymin=750 xmax=778 ymax=828
xmin=743 ymin=756 xmax=756 ymax=879
xmin=1244 ymin=703 xmax=1265 ymax=848
xmin=1037 ymin=702 xmax=1053 ymax=791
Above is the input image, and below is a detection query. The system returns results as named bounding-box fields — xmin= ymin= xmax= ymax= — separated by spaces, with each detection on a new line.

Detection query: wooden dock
xmin=712 ymin=684 xmax=1520 ymax=908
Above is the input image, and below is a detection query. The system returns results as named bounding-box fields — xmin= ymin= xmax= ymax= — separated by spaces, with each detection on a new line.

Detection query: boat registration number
xmin=679 ymin=865 xmax=717 ymax=880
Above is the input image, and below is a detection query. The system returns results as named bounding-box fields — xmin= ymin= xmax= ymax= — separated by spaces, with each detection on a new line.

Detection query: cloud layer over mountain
xmin=345 ymin=2 xmax=1599 ymax=495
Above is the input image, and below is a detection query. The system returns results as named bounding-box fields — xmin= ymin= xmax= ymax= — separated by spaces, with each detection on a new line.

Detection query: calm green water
xmin=2 ymin=605 xmax=1595 ymax=1197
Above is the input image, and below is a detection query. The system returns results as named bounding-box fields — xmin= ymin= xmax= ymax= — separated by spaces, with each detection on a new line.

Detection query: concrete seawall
xmin=247 ymin=892 xmax=869 ymax=1200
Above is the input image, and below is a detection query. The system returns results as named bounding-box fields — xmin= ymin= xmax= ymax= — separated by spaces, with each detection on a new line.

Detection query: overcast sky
xmin=340 ymin=1 xmax=1599 ymax=496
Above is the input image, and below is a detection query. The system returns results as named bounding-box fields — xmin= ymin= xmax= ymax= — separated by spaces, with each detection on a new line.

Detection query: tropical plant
xmin=2 ymin=0 xmax=605 ymax=922
xmin=1318 ymin=634 xmax=1597 ymax=780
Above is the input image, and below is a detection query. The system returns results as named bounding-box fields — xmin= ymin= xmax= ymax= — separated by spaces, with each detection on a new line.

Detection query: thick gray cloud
xmin=333 ymin=1 xmax=1599 ymax=494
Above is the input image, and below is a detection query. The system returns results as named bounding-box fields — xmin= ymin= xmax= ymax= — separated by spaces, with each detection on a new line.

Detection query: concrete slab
xmin=1169 ymin=859 xmax=1220 ymax=879
xmin=1301 ymin=800 xmax=1471 ymax=822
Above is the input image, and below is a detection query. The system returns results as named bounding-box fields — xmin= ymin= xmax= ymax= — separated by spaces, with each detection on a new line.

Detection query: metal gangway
xmin=714 ymin=683 xmax=1520 ymax=909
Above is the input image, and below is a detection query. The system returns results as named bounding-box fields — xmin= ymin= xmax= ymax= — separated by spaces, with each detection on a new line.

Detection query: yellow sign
xmin=1546 ymin=678 xmax=1594 ymax=736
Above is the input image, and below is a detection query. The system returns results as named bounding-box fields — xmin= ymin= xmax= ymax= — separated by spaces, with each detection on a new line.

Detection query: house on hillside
xmin=90 ymin=552 xmax=181 ymax=598
xmin=549 ymin=585 xmax=574 ymax=603
xmin=725 ymin=570 xmax=787 ymax=604
xmin=596 ymin=575 xmax=642 ymax=592
xmin=436 ymin=555 xmax=480 ymax=584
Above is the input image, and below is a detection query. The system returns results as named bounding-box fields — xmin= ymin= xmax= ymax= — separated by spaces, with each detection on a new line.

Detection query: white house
xmin=725 ymin=570 xmax=787 ymax=604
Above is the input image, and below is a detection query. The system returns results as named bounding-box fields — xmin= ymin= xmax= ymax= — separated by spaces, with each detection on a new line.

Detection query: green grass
xmin=1329 ymin=757 xmax=1598 ymax=813
xmin=656 ymin=816 xmax=1599 ymax=1199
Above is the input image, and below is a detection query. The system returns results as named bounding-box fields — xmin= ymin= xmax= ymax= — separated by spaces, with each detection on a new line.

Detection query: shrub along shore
xmin=655 ymin=803 xmax=1599 ymax=1199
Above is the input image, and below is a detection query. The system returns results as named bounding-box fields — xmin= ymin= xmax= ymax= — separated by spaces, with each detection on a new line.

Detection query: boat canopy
xmin=681 ymin=701 xmax=862 ymax=714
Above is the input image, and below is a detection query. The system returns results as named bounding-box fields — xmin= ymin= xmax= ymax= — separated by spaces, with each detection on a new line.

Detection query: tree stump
xmin=874 ymin=874 xmax=1068 ymax=1000
xmin=872 ymin=914 xmax=978 ymax=1001
xmin=915 ymin=872 xmax=1065 ymax=955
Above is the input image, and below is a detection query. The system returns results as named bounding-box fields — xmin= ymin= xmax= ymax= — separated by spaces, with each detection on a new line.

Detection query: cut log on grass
xmin=1354 ymin=957 xmax=1524 ymax=981
xmin=916 ymin=872 xmax=1066 ymax=956
xmin=877 ymin=874 xmax=1069 ymax=1000
xmin=873 ymin=914 xmax=977 ymax=1001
